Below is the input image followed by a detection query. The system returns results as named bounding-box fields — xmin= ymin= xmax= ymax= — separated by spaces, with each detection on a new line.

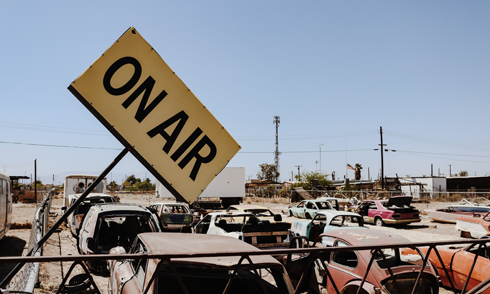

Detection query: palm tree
xmin=354 ymin=163 xmax=363 ymax=180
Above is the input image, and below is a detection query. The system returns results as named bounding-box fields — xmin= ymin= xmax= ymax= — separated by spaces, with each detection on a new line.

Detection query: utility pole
xmin=273 ymin=116 xmax=281 ymax=182
xmin=448 ymin=165 xmax=452 ymax=177
xmin=379 ymin=126 xmax=386 ymax=189
xmin=318 ymin=143 xmax=324 ymax=173
xmin=34 ymin=159 xmax=37 ymax=204
xmin=295 ymin=165 xmax=303 ymax=180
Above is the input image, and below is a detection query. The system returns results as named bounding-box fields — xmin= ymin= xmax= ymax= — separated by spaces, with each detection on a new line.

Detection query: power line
xmin=0 ymin=120 xmax=110 ymax=137
xmin=0 ymin=141 xmax=120 ymax=150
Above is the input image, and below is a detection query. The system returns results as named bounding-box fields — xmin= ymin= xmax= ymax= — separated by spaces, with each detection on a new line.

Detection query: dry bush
xmin=10 ymin=222 xmax=32 ymax=229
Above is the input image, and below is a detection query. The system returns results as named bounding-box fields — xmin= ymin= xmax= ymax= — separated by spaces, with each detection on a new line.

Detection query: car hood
xmin=386 ymin=196 xmax=413 ymax=207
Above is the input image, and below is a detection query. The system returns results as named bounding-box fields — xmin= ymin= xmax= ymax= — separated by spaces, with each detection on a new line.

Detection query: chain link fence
xmin=246 ymin=189 xmax=490 ymax=203
xmin=6 ymin=189 xmax=54 ymax=292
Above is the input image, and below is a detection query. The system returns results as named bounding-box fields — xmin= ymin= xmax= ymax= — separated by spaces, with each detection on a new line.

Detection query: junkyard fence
xmin=6 ymin=189 xmax=54 ymax=293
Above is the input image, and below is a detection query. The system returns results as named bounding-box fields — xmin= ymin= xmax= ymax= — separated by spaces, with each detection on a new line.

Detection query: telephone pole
xmin=379 ymin=126 xmax=386 ymax=189
xmin=295 ymin=165 xmax=303 ymax=180
xmin=273 ymin=116 xmax=281 ymax=182
xmin=318 ymin=143 xmax=324 ymax=173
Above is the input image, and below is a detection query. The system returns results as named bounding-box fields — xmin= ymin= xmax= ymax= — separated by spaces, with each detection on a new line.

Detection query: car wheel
xmin=306 ymin=213 xmax=312 ymax=219
xmin=375 ymin=217 xmax=384 ymax=227
xmin=287 ymin=210 xmax=292 ymax=217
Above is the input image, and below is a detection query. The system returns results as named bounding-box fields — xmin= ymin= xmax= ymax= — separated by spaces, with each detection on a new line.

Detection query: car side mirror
xmin=87 ymin=237 xmax=96 ymax=253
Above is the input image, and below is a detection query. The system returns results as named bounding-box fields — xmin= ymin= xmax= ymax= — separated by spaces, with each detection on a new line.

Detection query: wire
xmin=0 ymin=121 xmax=110 ymax=137
xmin=0 ymin=141 xmax=121 ymax=150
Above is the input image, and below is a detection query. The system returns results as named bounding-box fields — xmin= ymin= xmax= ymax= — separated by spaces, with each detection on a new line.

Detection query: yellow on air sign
xmin=68 ymin=27 xmax=241 ymax=204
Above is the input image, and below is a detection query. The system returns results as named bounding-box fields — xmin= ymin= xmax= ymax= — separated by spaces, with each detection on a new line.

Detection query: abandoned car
xmin=409 ymin=240 xmax=490 ymax=293
xmin=226 ymin=204 xmax=277 ymax=220
xmin=108 ymin=233 xmax=295 ymax=294
xmin=194 ymin=211 xmax=292 ymax=249
xmin=78 ymin=203 xmax=161 ymax=272
xmin=287 ymin=199 xmax=334 ymax=219
xmin=147 ymin=201 xmax=193 ymax=231
xmin=356 ymin=196 xmax=420 ymax=226
xmin=455 ymin=211 xmax=490 ymax=238
xmin=286 ymin=228 xmax=439 ymax=294
xmin=291 ymin=210 xmax=366 ymax=243
xmin=64 ymin=193 xmax=115 ymax=236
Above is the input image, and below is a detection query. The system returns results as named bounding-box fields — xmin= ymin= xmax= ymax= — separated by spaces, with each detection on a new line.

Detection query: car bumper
xmin=383 ymin=218 xmax=421 ymax=225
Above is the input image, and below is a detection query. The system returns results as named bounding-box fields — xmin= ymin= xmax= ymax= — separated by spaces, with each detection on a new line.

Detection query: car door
xmin=307 ymin=214 xmax=327 ymax=242
xmin=295 ymin=201 xmax=306 ymax=218
xmin=451 ymin=245 xmax=490 ymax=291
xmin=326 ymin=240 xmax=363 ymax=293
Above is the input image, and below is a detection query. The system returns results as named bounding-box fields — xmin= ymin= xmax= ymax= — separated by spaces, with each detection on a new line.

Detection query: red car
xmin=413 ymin=241 xmax=490 ymax=293
xmin=356 ymin=196 xmax=420 ymax=226
xmin=286 ymin=228 xmax=439 ymax=294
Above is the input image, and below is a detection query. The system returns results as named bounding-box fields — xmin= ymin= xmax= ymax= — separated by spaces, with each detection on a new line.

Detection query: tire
xmin=287 ymin=209 xmax=292 ymax=217
xmin=375 ymin=217 xmax=384 ymax=227
xmin=306 ymin=213 xmax=312 ymax=219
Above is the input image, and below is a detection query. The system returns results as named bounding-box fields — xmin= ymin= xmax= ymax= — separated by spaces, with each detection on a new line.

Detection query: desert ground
xmin=0 ymin=194 xmax=470 ymax=293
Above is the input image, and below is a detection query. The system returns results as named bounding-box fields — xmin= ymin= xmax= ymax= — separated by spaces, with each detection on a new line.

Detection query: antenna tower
xmin=273 ymin=116 xmax=281 ymax=182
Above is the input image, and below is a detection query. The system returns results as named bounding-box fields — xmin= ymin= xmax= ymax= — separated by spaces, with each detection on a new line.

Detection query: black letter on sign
xmin=178 ymin=135 xmax=217 ymax=181
xmin=122 ymin=76 xmax=168 ymax=123
xmin=103 ymin=57 xmax=141 ymax=95
xmin=147 ymin=111 xmax=189 ymax=154
xmin=171 ymin=128 xmax=203 ymax=162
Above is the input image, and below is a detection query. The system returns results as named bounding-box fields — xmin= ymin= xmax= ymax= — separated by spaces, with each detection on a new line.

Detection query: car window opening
xmin=155 ymin=265 xmax=289 ymax=294
xmin=97 ymin=215 xmax=153 ymax=252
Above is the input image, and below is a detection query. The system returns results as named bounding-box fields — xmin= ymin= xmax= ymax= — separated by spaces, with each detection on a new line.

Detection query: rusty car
xmin=356 ymin=196 xmax=420 ymax=226
xmin=406 ymin=240 xmax=490 ymax=294
xmin=194 ymin=211 xmax=292 ymax=249
xmin=78 ymin=203 xmax=161 ymax=272
xmin=108 ymin=233 xmax=295 ymax=294
xmin=147 ymin=201 xmax=193 ymax=232
xmin=287 ymin=199 xmax=334 ymax=219
xmin=285 ymin=228 xmax=439 ymax=294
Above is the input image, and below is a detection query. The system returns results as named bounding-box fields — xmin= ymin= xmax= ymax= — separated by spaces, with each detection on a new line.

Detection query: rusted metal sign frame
xmin=2 ymin=238 xmax=490 ymax=294
xmin=0 ymin=147 xmax=129 ymax=288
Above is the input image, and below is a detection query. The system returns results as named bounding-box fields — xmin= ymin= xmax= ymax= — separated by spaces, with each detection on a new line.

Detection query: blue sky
xmin=1 ymin=1 xmax=489 ymax=185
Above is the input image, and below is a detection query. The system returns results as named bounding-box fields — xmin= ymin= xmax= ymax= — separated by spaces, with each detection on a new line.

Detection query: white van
xmin=0 ymin=172 xmax=12 ymax=240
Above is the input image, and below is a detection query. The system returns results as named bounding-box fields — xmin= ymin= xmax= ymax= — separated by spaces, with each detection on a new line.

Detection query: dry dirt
xmin=0 ymin=195 xmax=473 ymax=293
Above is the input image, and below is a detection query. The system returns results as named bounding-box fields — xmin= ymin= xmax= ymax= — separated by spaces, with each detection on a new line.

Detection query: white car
xmin=65 ymin=193 xmax=115 ymax=236
xmin=194 ymin=211 xmax=292 ymax=249
xmin=291 ymin=210 xmax=366 ymax=243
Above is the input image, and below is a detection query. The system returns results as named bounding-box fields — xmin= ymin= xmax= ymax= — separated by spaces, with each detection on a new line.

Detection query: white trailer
xmin=63 ymin=174 xmax=107 ymax=208
xmin=0 ymin=171 xmax=12 ymax=240
xmin=156 ymin=167 xmax=245 ymax=208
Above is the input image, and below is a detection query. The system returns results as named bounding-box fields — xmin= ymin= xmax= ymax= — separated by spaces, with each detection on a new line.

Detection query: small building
xmin=399 ymin=177 xmax=446 ymax=199
xmin=447 ymin=176 xmax=490 ymax=192
xmin=245 ymin=179 xmax=282 ymax=196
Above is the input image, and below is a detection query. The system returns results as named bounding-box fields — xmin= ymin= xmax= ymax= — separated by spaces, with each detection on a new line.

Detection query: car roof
xmin=228 ymin=205 xmax=269 ymax=210
xmin=69 ymin=193 xmax=112 ymax=198
xmin=319 ymin=228 xmax=410 ymax=246
xmin=93 ymin=202 xmax=150 ymax=213
xmin=154 ymin=201 xmax=188 ymax=206
xmin=138 ymin=233 xmax=281 ymax=267
xmin=207 ymin=211 xmax=255 ymax=217
xmin=316 ymin=210 xmax=363 ymax=219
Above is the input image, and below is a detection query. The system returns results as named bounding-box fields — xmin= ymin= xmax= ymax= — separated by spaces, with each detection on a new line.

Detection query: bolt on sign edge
xmin=68 ymin=27 xmax=241 ymax=204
